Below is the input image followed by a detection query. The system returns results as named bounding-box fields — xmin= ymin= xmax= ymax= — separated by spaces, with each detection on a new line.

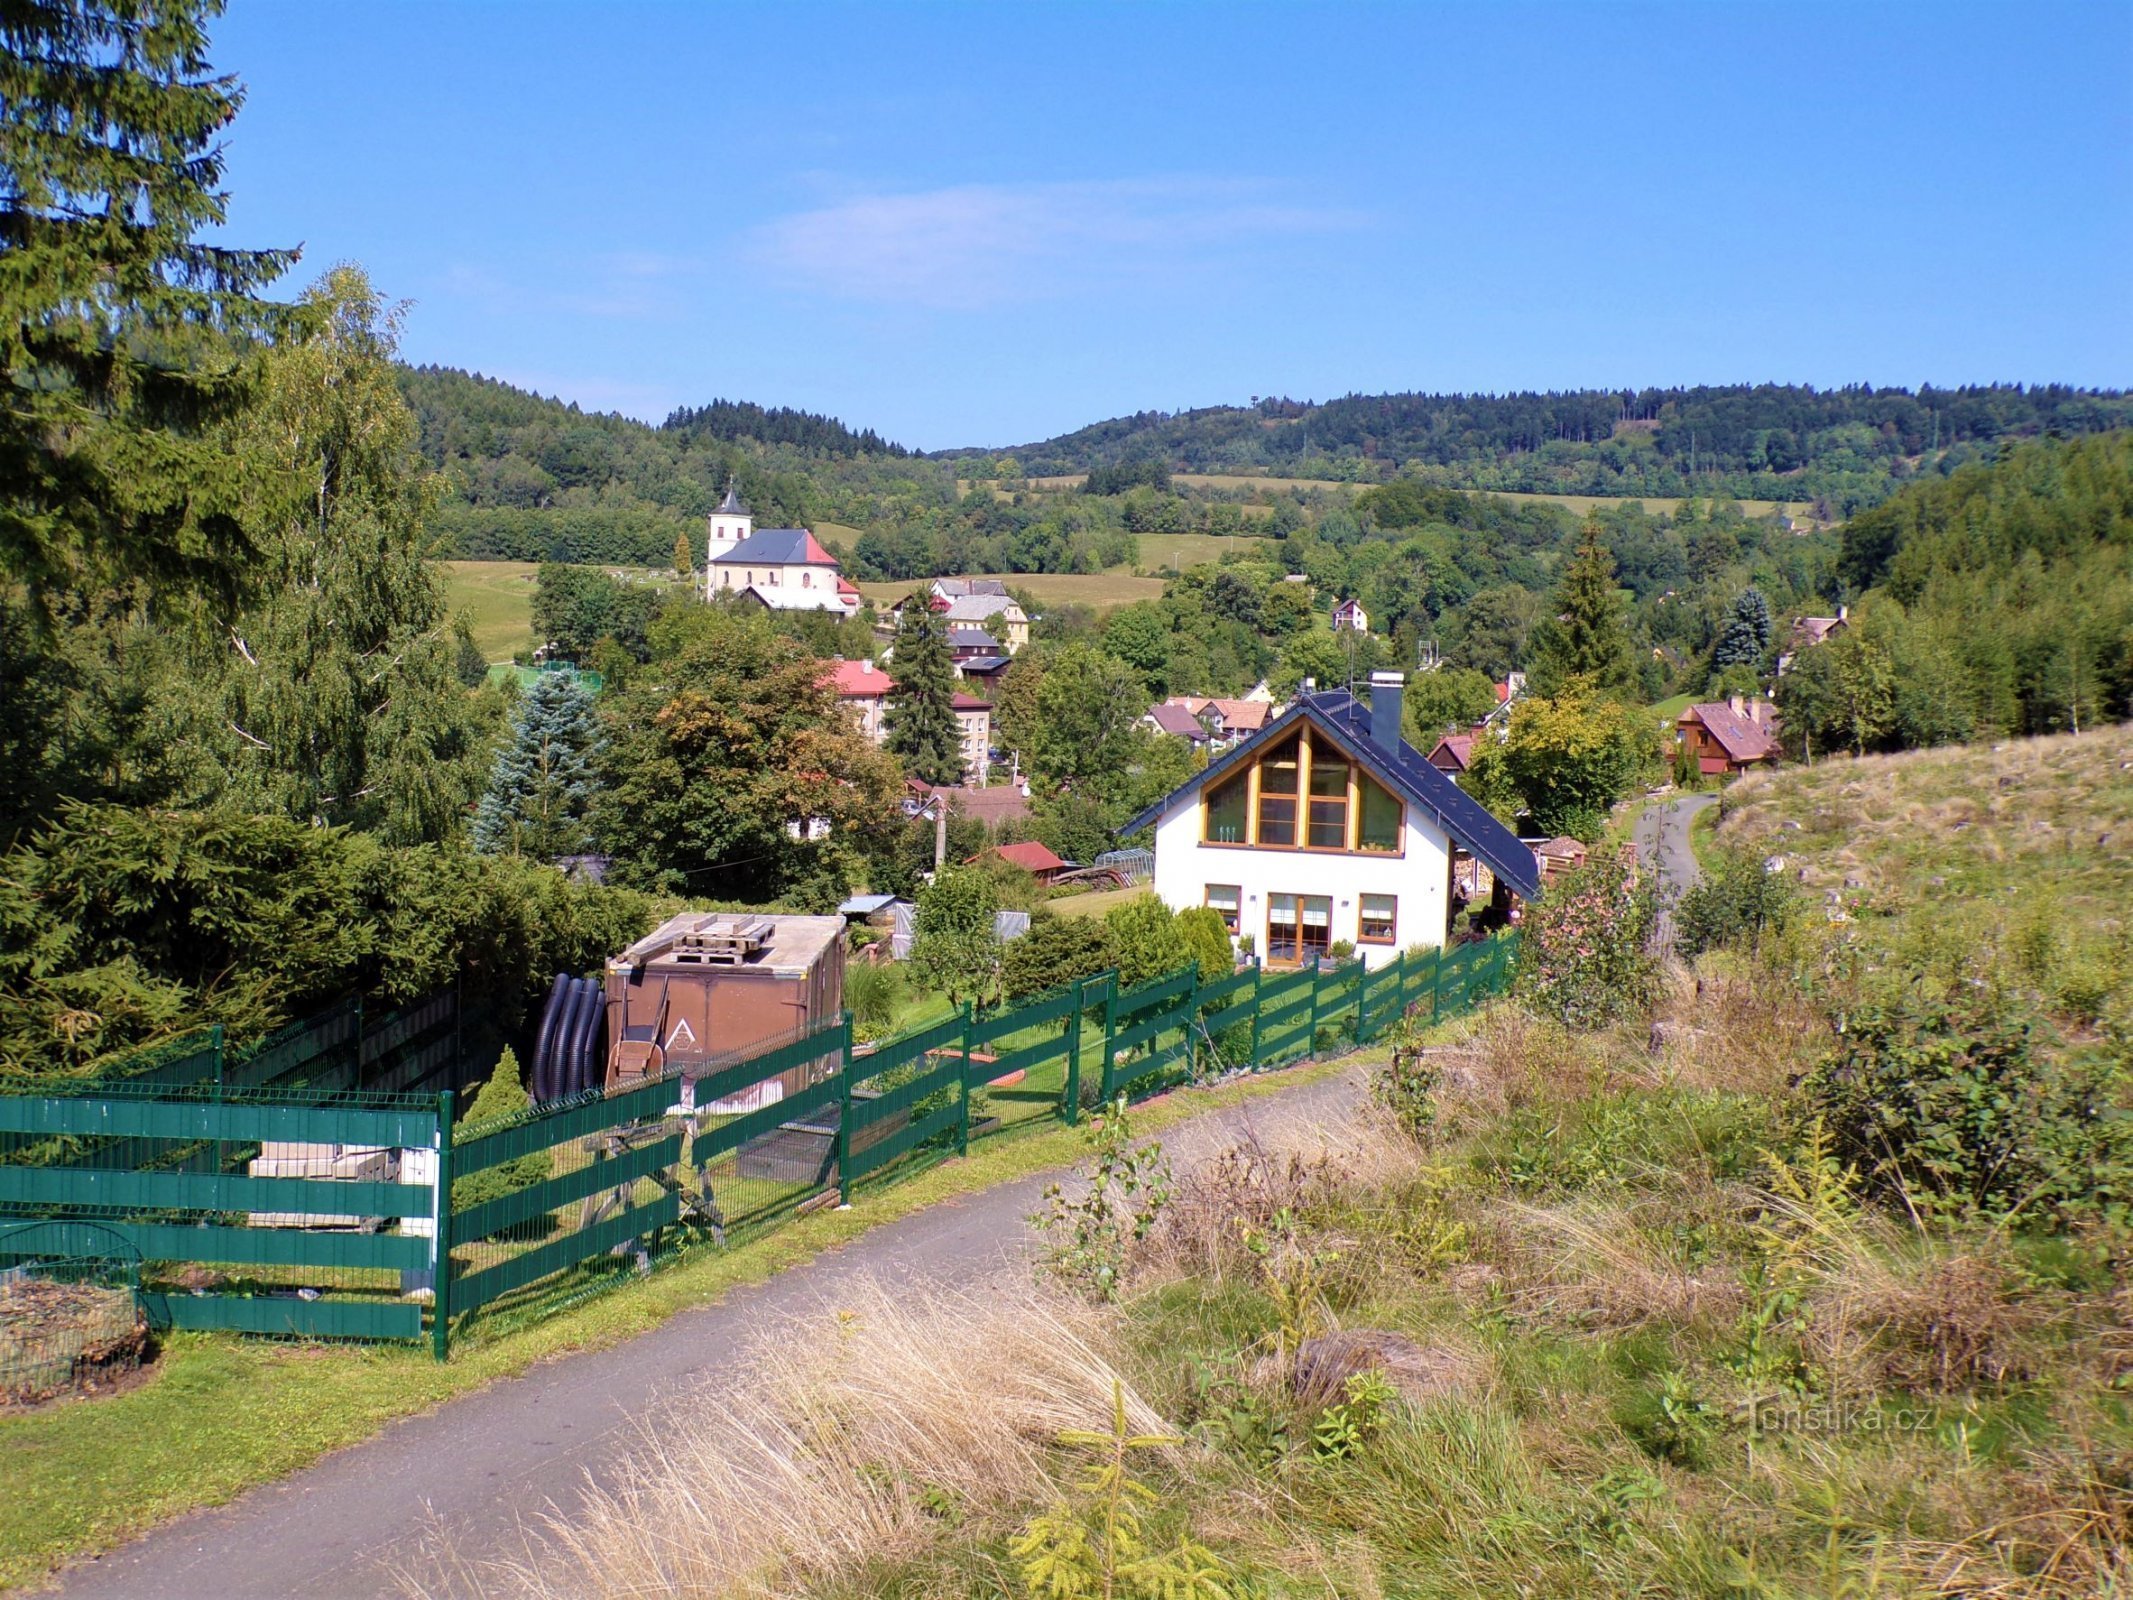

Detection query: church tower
xmin=704 ymin=481 xmax=753 ymax=599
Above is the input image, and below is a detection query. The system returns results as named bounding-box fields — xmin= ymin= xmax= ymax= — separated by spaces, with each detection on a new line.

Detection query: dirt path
xmin=47 ymin=1068 xmax=1364 ymax=1600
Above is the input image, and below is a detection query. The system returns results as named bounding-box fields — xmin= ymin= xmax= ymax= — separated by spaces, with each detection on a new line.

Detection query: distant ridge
xmin=662 ymin=398 xmax=908 ymax=457
xmin=941 ymin=382 xmax=2133 ymax=512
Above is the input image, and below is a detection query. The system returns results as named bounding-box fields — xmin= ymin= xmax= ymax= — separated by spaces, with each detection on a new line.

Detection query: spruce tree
xmin=1714 ymin=587 xmax=1773 ymax=668
xmin=1 ymin=0 xmax=297 ymax=620
xmin=885 ymin=593 xmax=965 ymax=785
xmin=1529 ymin=521 xmax=1635 ymax=695
xmin=473 ymin=671 xmax=604 ymax=859
xmin=672 ymin=527 xmax=693 ymax=580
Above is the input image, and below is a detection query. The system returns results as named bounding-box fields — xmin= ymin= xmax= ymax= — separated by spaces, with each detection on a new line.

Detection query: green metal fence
xmin=0 ymin=934 xmax=1519 ymax=1361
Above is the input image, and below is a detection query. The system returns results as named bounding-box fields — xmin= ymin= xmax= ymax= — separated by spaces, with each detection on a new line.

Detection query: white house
xmin=1124 ymin=672 xmax=1541 ymax=969
xmin=703 ymin=483 xmax=861 ymax=615
xmin=1331 ymin=597 xmax=1370 ymax=634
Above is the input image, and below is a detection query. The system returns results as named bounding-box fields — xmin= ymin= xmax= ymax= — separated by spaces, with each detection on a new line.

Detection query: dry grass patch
xmin=434 ymin=1279 xmax=1165 ymax=1599
xmin=1491 ymin=1197 xmax=1749 ymax=1333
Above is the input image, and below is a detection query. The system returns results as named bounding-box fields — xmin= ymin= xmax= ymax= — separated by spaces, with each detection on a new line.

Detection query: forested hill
xmin=397 ymin=365 xmax=947 ymax=567
xmin=956 ymin=383 xmax=2133 ymax=516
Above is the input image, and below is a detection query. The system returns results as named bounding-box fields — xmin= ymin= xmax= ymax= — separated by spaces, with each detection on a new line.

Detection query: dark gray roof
xmin=708 ymin=528 xmax=832 ymax=566
xmin=946 ymin=626 xmax=999 ymax=648
xmin=717 ymin=482 xmax=749 ymax=515
xmin=1121 ymin=689 xmax=1541 ymax=899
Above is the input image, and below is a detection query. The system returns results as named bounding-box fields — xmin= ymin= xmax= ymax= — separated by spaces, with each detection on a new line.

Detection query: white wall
xmin=1150 ymin=792 xmax=1451 ymax=968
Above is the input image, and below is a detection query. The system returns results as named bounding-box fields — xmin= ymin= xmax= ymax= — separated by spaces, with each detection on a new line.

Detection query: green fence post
xmin=1351 ymin=959 xmax=1367 ymax=1040
xmin=1063 ymin=978 xmax=1085 ymax=1126
xmin=1100 ymin=971 xmax=1120 ymax=1104
xmin=835 ymin=1012 xmax=855 ymax=1206
xmin=430 ymin=1089 xmax=455 ymax=1362
xmin=956 ymin=1002 xmax=974 ymax=1157
xmin=1247 ymin=960 xmax=1263 ymax=1068
xmin=1307 ymin=961 xmax=1324 ymax=1058
xmin=1429 ymin=946 xmax=1445 ymax=1021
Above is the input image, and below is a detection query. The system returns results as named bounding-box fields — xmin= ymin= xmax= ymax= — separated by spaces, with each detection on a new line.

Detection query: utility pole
xmin=934 ymin=794 xmax=948 ymax=871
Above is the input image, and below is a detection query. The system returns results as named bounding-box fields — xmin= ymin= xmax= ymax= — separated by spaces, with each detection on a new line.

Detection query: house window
xmin=1257 ymin=738 xmax=1299 ymax=846
xmin=1267 ymin=893 xmax=1332 ymax=966
xmin=1359 ymin=893 xmax=1397 ymax=944
xmin=1359 ymin=772 xmax=1403 ymax=852
xmin=1204 ymin=771 xmax=1248 ymax=843
xmin=1306 ymin=732 xmax=1349 ymax=848
xmin=1205 ymin=884 xmax=1240 ymax=934
xmin=803 ymin=571 xmax=812 ymax=588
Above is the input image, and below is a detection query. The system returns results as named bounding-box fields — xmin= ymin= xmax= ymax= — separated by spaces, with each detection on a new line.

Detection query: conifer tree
xmin=451 ymin=1047 xmax=551 ymax=1216
xmin=1714 ymin=587 xmax=1773 ymax=668
xmin=1528 ymin=521 xmax=1635 ymax=695
xmin=672 ymin=527 xmax=693 ymax=580
xmin=1 ymin=0 xmax=297 ymax=620
xmin=885 ymin=593 xmax=965 ymax=785
xmin=473 ymin=670 xmax=604 ymax=859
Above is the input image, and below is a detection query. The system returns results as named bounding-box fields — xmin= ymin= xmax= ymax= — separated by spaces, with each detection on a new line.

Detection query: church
xmin=702 ymin=483 xmax=863 ymax=616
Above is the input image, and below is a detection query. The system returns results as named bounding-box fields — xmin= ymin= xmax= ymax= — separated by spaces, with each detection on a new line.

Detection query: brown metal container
xmin=602 ymin=914 xmax=846 ymax=1104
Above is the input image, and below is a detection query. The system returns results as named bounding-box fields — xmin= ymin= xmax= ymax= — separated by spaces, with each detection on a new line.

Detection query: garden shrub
xmin=1676 ymin=844 xmax=1796 ymax=957
xmin=452 ymin=1047 xmax=553 ymax=1217
xmin=1517 ymin=845 xmax=1657 ymax=1029
xmin=1802 ymin=992 xmax=2133 ymax=1225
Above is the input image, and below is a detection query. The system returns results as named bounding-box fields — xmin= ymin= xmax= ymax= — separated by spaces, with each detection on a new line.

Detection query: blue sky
xmin=210 ymin=1 xmax=2131 ymax=450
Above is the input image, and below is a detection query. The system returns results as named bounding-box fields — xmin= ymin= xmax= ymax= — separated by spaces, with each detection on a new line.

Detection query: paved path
xmin=1634 ymin=792 xmax=1715 ymax=948
xmin=48 ymin=1069 xmax=1364 ymax=1600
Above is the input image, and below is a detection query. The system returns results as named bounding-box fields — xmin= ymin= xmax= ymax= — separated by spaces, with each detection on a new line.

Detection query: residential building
xmin=1778 ymin=605 xmax=1849 ymax=675
xmin=1677 ymin=696 xmax=1780 ymax=775
xmin=888 ymin=580 xmax=1030 ymax=654
xmin=703 ymin=483 xmax=860 ymax=615
xmin=1331 ymin=597 xmax=1370 ymax=633
xmin=952 ymin=692 xmax=992 ymax=782
xmin=1143 ymin=702 xmax=1213 ymax=745
xmin=1157 ymin=695 xmax=1274 ymax=751
xmin=1425 ymin=733 xmax=1476 ymax=775
xmin=827 ymin=659 xmax=991 ymax=783
xmin=946 ymin=625 xmax=1004 ymax=662
xmin=1531 ymin=836 xmax=1589 ymax=885
xmin=822 ymin=658 xmax=892 ymax=741
xmin=906 ymin=781 xmax=1031 ymax=832
xmin=1125 ymin=672 xmax=1541 ymax=969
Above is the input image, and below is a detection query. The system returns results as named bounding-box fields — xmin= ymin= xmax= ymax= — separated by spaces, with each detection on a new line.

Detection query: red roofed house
xmin=1331 ymin=597 xmax=1369 ymax=633
xmin=1143 ymin=702 xmax=1213 ymax=744
xmin=822 ymin=658 xmax=893 ymax=741
xmin=1677 ymin=696 xmax=1780 ymax=776
xmin=824 ymin=660 xmax=990 ymax=783
xmin=703 ymin=483 xmax=859 ymax=615
xmin=1426 ymin=733 xmax=1476 ymax=775
xmin=972 ymin=840 xmax=1068 ymax=884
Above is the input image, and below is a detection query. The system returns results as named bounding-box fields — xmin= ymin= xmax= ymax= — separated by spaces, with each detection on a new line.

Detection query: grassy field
xmin=1045 ymin=884 xmax=1148 ymax=920
xmin=856 ymin=572 xmax=1167 ymax=614
xmin=464 ymin=727 xmax=2133 ymax=1597
xmin=439 ymin=559 xmax=539 ymax=661
xmin=0 ymin=1055 xmax=1356 ymax=1591
xmin=1133 ymin=531 xmax=1275 ymax=572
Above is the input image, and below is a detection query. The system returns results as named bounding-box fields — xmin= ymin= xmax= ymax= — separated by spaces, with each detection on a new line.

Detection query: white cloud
xmin=750 ymin=178 xmax=1365 ymax=308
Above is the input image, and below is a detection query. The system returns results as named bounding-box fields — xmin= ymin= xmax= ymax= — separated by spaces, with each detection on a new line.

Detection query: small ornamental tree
xmin=451 ymin=1048 xmax=552 ymax=1220
xmin=1518 ymin=844 xmax=1657 ymax=1029
xmin=1173 ymin=905 xmax=1235 ymax=982
xmin=908 ymin=864 xmax=1002 ymax=1005
xmin=1103 ymin=893 xmax=1190 ymax=989
xmin=672 ymin=527 xmax=694 ymax=580
xmin=1003 ymin=911 xmax=1114 ymax=1003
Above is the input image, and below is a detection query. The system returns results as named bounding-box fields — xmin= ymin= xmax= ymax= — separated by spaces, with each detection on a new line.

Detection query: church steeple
xmin=704 ymin=478 xmax=756 ymax=601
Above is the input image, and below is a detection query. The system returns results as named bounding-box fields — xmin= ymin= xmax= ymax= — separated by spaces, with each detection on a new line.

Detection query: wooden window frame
xmin=1266 ymin=892 xmax=1333 ymax=969
xmin=1358 ymin=893 xmax=1398 ymax=946
xmin=1200 ymin=732 xmax=1407 ymax=859
xmin=1204 ymin=883 xmax=1241 ymax=935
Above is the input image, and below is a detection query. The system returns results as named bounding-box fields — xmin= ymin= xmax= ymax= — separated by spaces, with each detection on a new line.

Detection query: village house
xmin=703 ymin=484 xmax=861 ymax=615
xmin=890 ymin=579 xmax=1030 ymax=653
xmin=1142 ymin=702 xmax=1213 ymax=746
xmin=906 ymin=779 xmax=1031 ymax=832
xmin=1777 ymin=605 xmax=1849 ymax=675
xmin=1677 ymin=696 xmax=1781 ymax=776
xmin=823 ymin=660 xmax=992 ymax=784
xmin=1425 ymin=733 xmax=1476 ymax=775
xmin=1161 ymin=695 xmax=1274 ymax=749
xmin=1331 ymin=597 xmax=1370 ymax=633
xmin=1125 ymin=672 xmax=1541 ymax=969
